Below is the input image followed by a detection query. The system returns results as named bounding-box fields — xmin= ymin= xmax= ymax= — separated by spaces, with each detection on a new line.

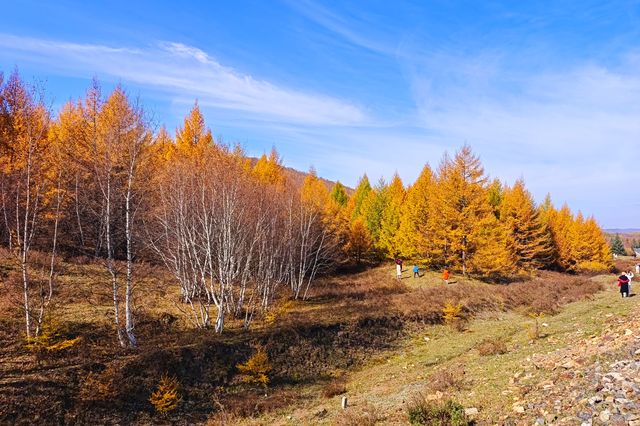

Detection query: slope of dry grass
xmin=0 ymin=253 xmax=618 ymax=424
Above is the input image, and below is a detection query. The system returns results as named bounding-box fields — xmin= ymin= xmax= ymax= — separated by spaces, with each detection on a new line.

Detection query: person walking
xmin=618 ymin=273 xmax=630 ymax=298
xmin=627 ymin=271 xmax=634 ymax=295
xmin=395 ymin=257 xmax=402 ymax=280
xmin=413 ymin=264 xmax=419 ymax=278
xmin=442 ymin=269 xmax=450 ymax=285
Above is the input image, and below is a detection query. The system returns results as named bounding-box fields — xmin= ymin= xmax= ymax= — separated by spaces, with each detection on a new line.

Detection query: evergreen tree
xmin=330 ymin=181 xmax=349 ymax=207
xmin=487 ymin=179 xmax=504 ymax=219
xmin=610 ymin=233 xmax=626 ymax=256
xmin=378 ymin=173 xmax=405 ymax=256
xmin=360 ymin=178 xmax=388 ymax=249
xmin=347 ymin=174 xmax=371 ymax=220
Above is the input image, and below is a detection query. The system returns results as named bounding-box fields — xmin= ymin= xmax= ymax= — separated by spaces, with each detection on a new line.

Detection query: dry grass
xmin=333 ymin=402 xmax=383 ymax=426
xmin=428 ymin=364 xmax=469 ymax=393
xmin=0 ymin=252 xmax=615 ymax=424
xmin=323 ymin=374 xmax=348 ymax=398
xmin=476 ymin=337 xmax=508 ymax=356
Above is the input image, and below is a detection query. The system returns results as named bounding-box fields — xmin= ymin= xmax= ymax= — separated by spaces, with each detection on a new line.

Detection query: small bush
xmin=236 ymin=346 xmax=272 ymax=387
xmin=25 ymin=317 xmax=81 ymax=358
xmin=477 ymin=338 xmax=508 ymax=356
xmin=442 ymin=302 xmax=462 ymax=323
xmin=334 ymin=402 xmax=383 ymax=426
xmin=528 ymin=312 xmax=545 ymax=340
xmin=150 ymin=375 xmax=181 ymax=415
xmin=442 ymin=302 xmax=467 ymax=331
xmin=323 ymin=375 xmax=347 ymax=398
xmin=407 ymin=398 xmax=472 ymax=426
xmin=428 ymin=364 xmax=467 ymax=393
xmin=79 ymin=368 xmax=118 ymax=402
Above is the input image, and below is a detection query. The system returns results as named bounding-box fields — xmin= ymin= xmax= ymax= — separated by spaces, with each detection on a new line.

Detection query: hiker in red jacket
xmin=618 ymin=273 xmax=630 ymax=298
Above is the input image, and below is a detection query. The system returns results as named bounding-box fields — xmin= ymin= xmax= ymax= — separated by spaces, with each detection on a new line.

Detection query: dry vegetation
xmin=0 ymin=250 xmax=611 ymax=424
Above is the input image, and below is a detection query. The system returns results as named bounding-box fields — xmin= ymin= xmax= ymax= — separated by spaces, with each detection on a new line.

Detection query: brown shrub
xmin=323 ymin=375 xmax=347 ymax=398
xmin=394 ymin=271 xmax=602 ymax=323
xmin=428 ymin=364 xmax=468 ymax=393
xmin=78 ymin=365 xmax=120 ymax=402
xmin=477 ymin=337 xmax=508 ymax=356
xmin=333 ymin=402 xmax=383 ymax=426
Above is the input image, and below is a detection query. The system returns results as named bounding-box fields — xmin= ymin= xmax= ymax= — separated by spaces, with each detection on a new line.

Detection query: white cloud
xmin=0 ymin=33 xmax=368 ymax=126
xmin=404 ymin=52 xmax=640 ymax=227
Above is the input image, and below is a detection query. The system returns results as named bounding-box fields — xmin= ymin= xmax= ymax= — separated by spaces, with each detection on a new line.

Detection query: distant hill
xmin=604 ymin=229 xmax=640 ymax=234
xmin=250 ymin=157 xmax=352 ymax=193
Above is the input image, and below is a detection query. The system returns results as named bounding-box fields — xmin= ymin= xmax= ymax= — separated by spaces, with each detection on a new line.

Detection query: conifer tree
xmin=378 ymin=173 xmax=405 ymax=256
xmin=347 ymin=174 xmax=371 ymax=220
xmin=360 ymin=179 xmax=388 ymax=249
xmin=330 ymin=181 xmax=349 ymax=207
xmin=547 ymin=204 xmax=576 ymax=271
xmin=429 ymin=146 xmax=511 ymax=275
xmin=610 ymin=233 xmax=626 ymax=256
xmin=253 ymin=148 xmax=285 ymax=187
xmin=500 ymin=180 xmax=552 ymax=271
xmin=536 ymin=194 xmax=559 ymax=269
xmin=396 ymin=165 xmax=434 ymax=261
xmin=573 ymin=216 xmax=612 ymax=270
xmin=487 ymin=178 xmax=503 ymax=219
xmin=175 ymin=102 xmax=213 ymax=155
xmin=344 ymin=217 xmax=372 ymax=263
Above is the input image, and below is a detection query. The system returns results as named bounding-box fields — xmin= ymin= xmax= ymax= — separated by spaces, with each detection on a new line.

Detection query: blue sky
xmin=2 ymin=1 xmax=640 ymax=228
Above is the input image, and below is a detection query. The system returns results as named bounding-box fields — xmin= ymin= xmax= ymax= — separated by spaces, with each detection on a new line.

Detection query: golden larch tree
xmin=378 ymin=173 xmax=405 ymax=257
xmin=500 ymin=179 xmax=552 ymax=271
xmin=396 ymin=165 xmax=434 ymax=262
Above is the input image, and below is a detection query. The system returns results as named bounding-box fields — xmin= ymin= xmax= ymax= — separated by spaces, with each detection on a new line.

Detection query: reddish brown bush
xmin=477 ymin=338 xmax=508 ymax=356
xmin=428 ymin=364 xmax=468 ymax=393
xmin=323 ymin=375 xmax=347 ymax=398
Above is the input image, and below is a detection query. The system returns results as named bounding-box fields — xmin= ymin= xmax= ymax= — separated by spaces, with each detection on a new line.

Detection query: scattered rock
xmin=464 ymin=407 xmax=479 ymax=415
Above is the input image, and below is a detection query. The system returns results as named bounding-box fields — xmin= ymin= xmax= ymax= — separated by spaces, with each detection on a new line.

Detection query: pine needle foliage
xmin=236 ymin=346 xmax=273 ymax=387
xmin=150 ymin=375 xmax=181 ymax=414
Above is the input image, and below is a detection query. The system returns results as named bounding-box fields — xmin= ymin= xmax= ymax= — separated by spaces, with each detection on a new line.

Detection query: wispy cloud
xmin=404 ymin=49 xmax=640 ymax=226
xmin=0 ymin=34 xmax=368 ymax=126
xmin=285 ymin=0 xmax=397 ymax=56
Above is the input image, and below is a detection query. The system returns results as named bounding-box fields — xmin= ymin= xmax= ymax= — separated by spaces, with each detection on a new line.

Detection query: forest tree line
xmin=0 ymin=70 xmax=611 ymax=346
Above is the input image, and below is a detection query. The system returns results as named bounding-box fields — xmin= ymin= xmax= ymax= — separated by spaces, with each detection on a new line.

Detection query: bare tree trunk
xmin=105 ymin=175 xmax=126 ymax=347
xmin=124 ymin=163 xmax=137 ymax=347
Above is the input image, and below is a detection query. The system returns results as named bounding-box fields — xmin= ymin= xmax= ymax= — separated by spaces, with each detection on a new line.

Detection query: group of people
xmin=618 ymin=265 xmax=638 ymax=298
xmin=394 ymin=258 xmax=450 ymax=284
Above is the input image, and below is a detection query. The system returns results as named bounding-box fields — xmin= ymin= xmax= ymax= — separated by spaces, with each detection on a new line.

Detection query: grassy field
xmin=0 ymin=252 xmax=635 ymax=424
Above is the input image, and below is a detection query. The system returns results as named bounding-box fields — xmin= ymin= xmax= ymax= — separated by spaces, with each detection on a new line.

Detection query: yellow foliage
xmin=378 ymin=173 xmax=405 ymax=256
xmin=264 ymin=300 xmax=298 ymax=326
xmin=396 ymin=165 xmax=434 ymax=261
xmin=236 ymin=347 xmax=273 ymax=387
xmin=253 ymin=148 xmax=285 ymax=187
xmin=150 ymin=375 xmax=181 ymax=414
xmin=442 ymin=302 xmax=463 ymax=324
xmin=25 ymin=318 xmax=81 ymax=354
xmin=301 ymin=168 xmax=330 ymax=211
xmin=500 ymin=180 xmax=553 ymax=271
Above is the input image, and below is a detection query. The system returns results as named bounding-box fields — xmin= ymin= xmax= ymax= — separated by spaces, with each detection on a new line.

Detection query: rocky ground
xmin=502 ymin=305 xmax=640 ymax=425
